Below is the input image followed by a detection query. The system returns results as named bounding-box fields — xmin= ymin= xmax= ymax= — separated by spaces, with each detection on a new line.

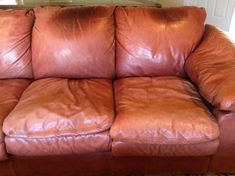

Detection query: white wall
xmin=228 ymin=8 xmax=235 ymax=42
xmin=0 ymin=0 xmax=17 ymax=4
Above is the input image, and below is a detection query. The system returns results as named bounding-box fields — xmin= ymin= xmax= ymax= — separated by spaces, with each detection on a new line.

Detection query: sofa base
xmin=0 ymin=143 xmax=7 ymax=161
xmin=209 ymin=110 xmax=235 ymax=173
xmin=0 ymin=152 xmax=212 ymax=175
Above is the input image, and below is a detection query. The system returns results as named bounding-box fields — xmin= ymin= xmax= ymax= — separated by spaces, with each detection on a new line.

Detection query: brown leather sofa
xmin=0 ymin=5 xmax=235 ymax=175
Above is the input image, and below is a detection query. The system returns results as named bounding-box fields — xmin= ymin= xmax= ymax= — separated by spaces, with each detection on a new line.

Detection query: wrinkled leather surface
xmin=112 ymin=140 xmax=219 ymax=157
xmin=5 ymin=131 xmax=111 ymax=156
xmin=0 ymin=79 xmax=31 ymax=161
xmin=0 ymin=79 xmax=32 ymax=142
xmin=110 ymin=77 xmax=219 ymax=145
xmin=185 ymin=25 xmax=235 ymax=112
xmin=3 ymin=78 xmax=114 ymax=138
xmin=115 ymin=6 xmax=206 ymax=78
xmin=32 ymin=6 xmax=115 ymax=79
xmin=0 ymin=9 xmax=34 ymax=79
xmin=209 ymin=109 xmax=235 ymax=172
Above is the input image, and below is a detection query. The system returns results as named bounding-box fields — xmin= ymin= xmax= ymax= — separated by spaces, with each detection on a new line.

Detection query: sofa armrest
xmin=185 ymin=24 xmax=235 ymax=111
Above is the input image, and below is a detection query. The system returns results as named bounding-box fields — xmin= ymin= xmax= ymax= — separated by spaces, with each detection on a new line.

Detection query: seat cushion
xmin=5 ymin=131 xmax=111 ymax=156
xmin=115 ymin=6 xmax=206 ymax=78
xmin=110 ymin=77 xmax=220 ymax=156
xmin=112 ymin=140 xmax=219 ymax=157
xmin=0 ymin=9 xmax=34 ymax=79
xmin=3 ymin=78 xmax=114 ymax=138
xmin=0 ymin=79 xmax=31 ymax=161
xmin=32 ymin=6 xmax=115 ymax=79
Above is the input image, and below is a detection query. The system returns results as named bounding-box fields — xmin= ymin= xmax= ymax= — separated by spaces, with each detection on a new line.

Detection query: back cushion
xmin=115 ymin=6 xmax=206 ymax=78
xmin=0 ymin=9 xmax=34 ymax=79
xmin=32 ymin=6 xmax=115 ymax=79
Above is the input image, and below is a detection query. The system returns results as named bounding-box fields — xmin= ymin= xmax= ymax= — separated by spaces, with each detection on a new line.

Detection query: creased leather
xmin=3 ymin=78 xmax=114 ymax=138
xmin=0 ymin=9 xmax=34 ymax=79
xmin=32 ymin=6 xmax=115 ymax=79
xmin=0 ymin=79 xmax=32 ymax=141
xmin=110 ymin=76 xmax=219 ymax=145
xmin=5 ymin=131 xmax=111 ymax=156
xmin=115 ymin=6 xmax=206 ymax=78
xmin=185 ymin=25 xmax=235 ymax=112
xmin=112 ymin=140 xmax=219 ymax=157
xmin=0 ymin=79 xmax=31 ymax=161
xmin=209 ymin=109 xmax=235 ymax=172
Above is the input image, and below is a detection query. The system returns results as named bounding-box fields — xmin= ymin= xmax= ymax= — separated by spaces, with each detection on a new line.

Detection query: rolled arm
xmin=185 ymin=24 xmax=235 ymax=112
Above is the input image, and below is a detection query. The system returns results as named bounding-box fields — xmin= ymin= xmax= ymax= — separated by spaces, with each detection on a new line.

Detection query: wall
xmin=65 ymin=0 xmax=184 ymax=6
xmin=0 ymin=0 xmax=184 ymax=6
xmin=79 ymin=0 xmax=184 ymax=6
xmin=228 ymin=8 xmax=235 ymax=42
xmin=9 ymin=0 xmax=162 ymax=6
xmin=154 ymin=0 xmax=184 ymax=7
xmin=84 ymin=0 xmax=184 ymax=6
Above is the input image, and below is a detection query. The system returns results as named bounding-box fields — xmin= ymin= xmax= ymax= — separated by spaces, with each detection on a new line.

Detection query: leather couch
xmin=0 ymin=5 xmax=234 ymax=175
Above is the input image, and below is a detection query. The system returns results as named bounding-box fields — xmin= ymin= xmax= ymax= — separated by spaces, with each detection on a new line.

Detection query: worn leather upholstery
xmin=185 ymin=25 xmax=235 ymax=112
xmin=115 ymin=6 xmax=206 ymax=78
xmin=3 ymin=78 xmax=114 ymax=137
xmin=112 ymin=140 xmax=219 ymax=157
xmin=32 ymin=6 xmax=115 ymax=79
xmin=209 ymin=110 xmax=235 ymax=172
xmin=110 ymin=77 xmax=219 ymax=156
xmin=5 ymin=131 xmax=111 ymax=156
xmin=0 ymin=79 xmax=31 ymax=161
xmin=1 ymin=5 xmax=234 ymax=173
xmin=3 ymin=78 xmax=114 ymax=155
xmin=0 ymin=9 xmax=34 ymax=79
